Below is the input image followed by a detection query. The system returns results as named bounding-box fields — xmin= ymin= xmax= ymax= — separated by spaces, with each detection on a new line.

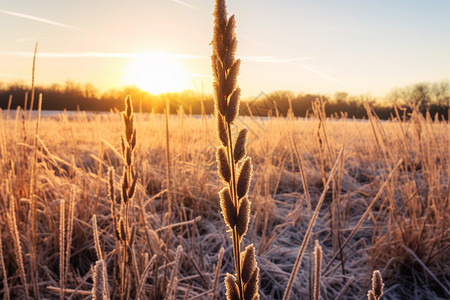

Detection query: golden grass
xmin=0 ymin=4 xmax=448 ymax=295
xmin=0 ymin=101 xmax=448 ymax=299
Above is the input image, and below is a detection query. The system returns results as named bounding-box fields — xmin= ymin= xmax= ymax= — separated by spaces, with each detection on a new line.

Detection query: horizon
xmin=1 ymin=1 xmax=450 ymax=98
xmin=2 ymin=77 xmax=449 ymax=104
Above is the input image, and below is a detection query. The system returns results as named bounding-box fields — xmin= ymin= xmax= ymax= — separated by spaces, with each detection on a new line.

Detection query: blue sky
xmin=1 ymin=0 xmax=449 ymax=97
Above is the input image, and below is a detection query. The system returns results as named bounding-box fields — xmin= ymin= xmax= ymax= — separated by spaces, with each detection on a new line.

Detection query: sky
xmin=1 ymin=0 xmax=449 ymax=98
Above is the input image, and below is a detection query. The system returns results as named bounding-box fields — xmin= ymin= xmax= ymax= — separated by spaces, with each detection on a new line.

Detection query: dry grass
xmin=0 ymin=99 xmax=448 ymax=299
xmin=0 ymin=3 xmax=448 ymax=298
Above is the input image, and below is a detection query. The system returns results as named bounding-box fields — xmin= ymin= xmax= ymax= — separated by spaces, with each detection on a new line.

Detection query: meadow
xmin=1 ymin=0 xmax=449 ymax=298
xmin=0 ymin=100 xmax=448 ymax=299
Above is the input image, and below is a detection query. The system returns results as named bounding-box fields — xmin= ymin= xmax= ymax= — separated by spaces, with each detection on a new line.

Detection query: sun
xmin=123 ymin=53 xmax=189 ymax=94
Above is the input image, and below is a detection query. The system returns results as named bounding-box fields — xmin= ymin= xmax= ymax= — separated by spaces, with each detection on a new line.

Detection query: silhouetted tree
xmin=431 ymin=80 xmax=450 ymax=107
xmin=0 ymin=79 xmax=447 ymax=120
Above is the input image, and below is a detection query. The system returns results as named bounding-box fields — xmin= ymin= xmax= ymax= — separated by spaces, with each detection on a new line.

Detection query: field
xmin=0 ymin=103 xmax=448 ymax=299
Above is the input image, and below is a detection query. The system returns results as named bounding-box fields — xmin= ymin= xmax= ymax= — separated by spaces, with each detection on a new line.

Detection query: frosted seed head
xmin=234 ymin=128 xmax=248 ymax=162
xmin=216 ymin=113 xmax=228 ymax=146
xmin=214 ymin=81 xmax=227 ymax=116
xmin=217 ymin=146 xmax=231 ymax=183
xmin=129 ymin=223 xmax=136 ymax=245
xmin=214 ymin=0 xmax=227 ymax=32
xmin=131 ymin=128 xmax=136 ymax=149
xmin=118 ymin=218 xmax=126 ymax=242
xmin=126 ymin=147 xmax=132 ymax=166
xmin=224 ymin=15 xmax=236 ymax=50
xmin=126 ymin=245 xmax=132 ymax=266
xmin=372 ymin=270 xmax=384 ymax=299
xmin=237 ymin=157 xmax=252 ymax=199
xmin=367 ymin=290 xmax=376 ymax=300
xmin=125 ymin=95 xmax=133 ymax=117
xmin=107 ymin=167 xmax=115 ymax=203
xmin=219 ymin=187 xmax=236 ymax=228
xmin=314 ymin=240 xmax=323 ymax=265
xmin=121 ymin=136 xmax=125 ymax=156
xmin=225 ymin=59 xmax=241 ymax=96
xmin=244 ymin=263 xmax=259 ymax=300
xmin=241 ymin=244 xmax=256 ymax=284
xmin=215 ymin=58 xmax=227 ymax=95
xmin=212 ymin=54 xmax=219 ymax=80
xmin=223 ymin=37 xmax=237 ymax=69
xmin=121 ymin=171 xmax=129 ymax=204
xmin=225 ymin=87 xmax=240 ymax=124
xmin=236 ymin=196 xmax=250 ymax=238
xmin=92 ymin=260 xmax=106 ymax=300
xmin=224 ymin=273 xmax=240 ymax=300
xmin=128 ymin=174 xmax=137 ymax=199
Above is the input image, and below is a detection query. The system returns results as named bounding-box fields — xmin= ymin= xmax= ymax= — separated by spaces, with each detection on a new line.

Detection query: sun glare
xmin=123 ymin=54 xmax=189 ymax=94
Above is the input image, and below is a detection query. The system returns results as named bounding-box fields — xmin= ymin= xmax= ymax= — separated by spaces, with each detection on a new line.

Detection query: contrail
xmin=14 ymin=36 xmax=36 ymax=43
xmin=0 ymin=51 xmax=203 ymax=60
xmin=301 ymin=64 xmax=342 ymax=84
xmin=172 ymin=0 xmax=199 ymax=10
xmin=0 ymin=9 xmax=83 ymax=31
xmin=242 ymin=56 xmax=314 ymax=63
xmin=241 ymin=55 xmax=340 ymax=83
xmin=0 ymin=73 xmax=28 ymax=80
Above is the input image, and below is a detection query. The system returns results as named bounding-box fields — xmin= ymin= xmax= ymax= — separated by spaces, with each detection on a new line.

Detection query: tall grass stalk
xmin=164 ymin=97 xmax=173 ymax=289
xmin=212 ymin=0 xmax=260 ymax=299
xmin=60 ymin=199 xmax=66 ymax=300
xmin=64 ymin=188 xmax=76 ymax=293
xmin=367 ymin=270 xmax=384 ymax=300
xmin=165 ymin=97 xmax=172 ymax=216
xmin=323 ymin=159 xmax=403 ymax=275
xmin=120 ymin=96 xmax=137 ymax=298
xmin=30 ymin=93 xmax=42 ymax=300
xmin=286 ymin=135 xmax=314 ymax=298
xmin=283 ymin=148 xmax=343 ymax=300
xmin=92 ymin=259 xmax=108 ymax=300
xmin=313 ymin=240 xmax=322 ymax=300
xmin=28 ymin=42 xmax=38 ymax=123
xmin=7 ymin=196 xmax=29 ymax=299
xmin=211 ymin=247 xmax=225 ymax=300
xmin=0 ymin=223 xmax=11 ymax=300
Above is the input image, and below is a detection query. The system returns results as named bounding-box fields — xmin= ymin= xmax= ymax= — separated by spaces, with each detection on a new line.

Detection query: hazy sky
xmin=1 ymin=0 xmax=449 ymax=97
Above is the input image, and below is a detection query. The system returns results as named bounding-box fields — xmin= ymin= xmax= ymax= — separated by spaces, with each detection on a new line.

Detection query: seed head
xmin=236 ymin=196 xmax=250 ymax=238
xmin=225 ymin=87 xmax=241 ymax=124
xmin=217 ymin=146 xmax=231 ymax=183
xmin=234 ymin=128 xmax=248 ymax=162
xmin=225 ymin=273 xmax=240 ymax=300
xmin=219 ymin=187 xmax=237 ymax=228
xmin=241 ymin=244 xmax=257 ymax=284
xmin=371 ymin=270 xmax=384 ymax=299
xmin=237 ymin=157 xmax=252 ymax=199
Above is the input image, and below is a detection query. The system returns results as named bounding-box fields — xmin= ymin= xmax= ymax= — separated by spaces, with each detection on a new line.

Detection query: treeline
xmin=0 ymin=80 xmax=448 ymax=120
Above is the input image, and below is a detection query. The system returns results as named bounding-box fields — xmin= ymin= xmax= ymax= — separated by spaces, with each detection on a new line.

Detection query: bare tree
xmin=431 ymin=80 xmax=450 ymax=107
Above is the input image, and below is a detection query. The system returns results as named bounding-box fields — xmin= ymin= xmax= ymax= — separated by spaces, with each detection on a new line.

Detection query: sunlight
xmin=123 ymin=53 xmax=189 ymax=94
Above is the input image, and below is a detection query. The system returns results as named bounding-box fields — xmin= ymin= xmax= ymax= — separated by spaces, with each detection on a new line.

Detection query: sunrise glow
xmin=123 ymin=53 xmax=190 ymax=94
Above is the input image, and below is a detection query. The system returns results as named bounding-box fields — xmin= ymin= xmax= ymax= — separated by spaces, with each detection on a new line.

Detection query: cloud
xmin=0 ymin=51 xmax=203 ymax=60
xmin=172 ymin=0 xmax=199 ymax=10
xmin=0 ymin=73 xmax=28 ymax=80
xmin=240 ymin=54 xmax=341 ymax=84
xmin=300 ymin=64 xmax=342 ymax=84
xmin=242 ymin=55 xmax=315 ymax=63
xmin=0 ymin=9 xmax=83 ymax=31
xmin=14 ymin=37 xmax=37 ymax=43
